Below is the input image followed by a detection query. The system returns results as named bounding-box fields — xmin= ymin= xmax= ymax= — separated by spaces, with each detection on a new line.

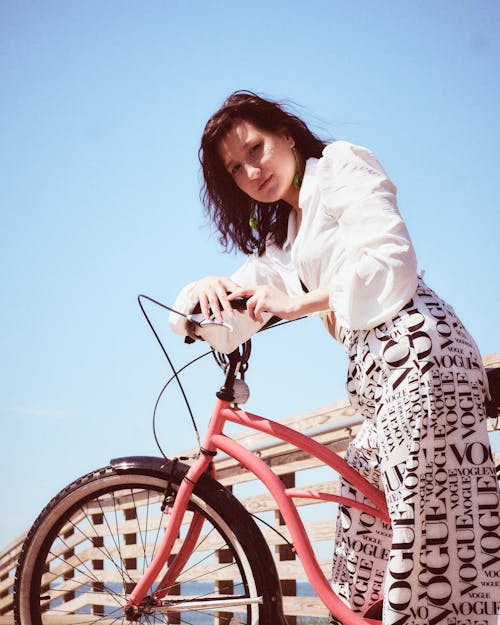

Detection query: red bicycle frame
xmin=125 ymin=395 xmax=389 ymax=625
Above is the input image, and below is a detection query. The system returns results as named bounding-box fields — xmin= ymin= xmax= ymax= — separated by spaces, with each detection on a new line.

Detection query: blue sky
xmin=1 ymin=0 xmax=499 ymax=549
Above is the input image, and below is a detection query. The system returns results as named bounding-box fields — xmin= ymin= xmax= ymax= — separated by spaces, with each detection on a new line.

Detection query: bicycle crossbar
xmin=211 ymin=412 xmax=364 ymax=462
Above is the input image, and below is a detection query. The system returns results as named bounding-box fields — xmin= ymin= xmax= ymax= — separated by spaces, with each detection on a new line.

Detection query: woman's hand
xmin=228 ymin=284 xmax=300 ymax=323
xmin=229 ymin=283 xmax=332 ymax=323
xmin=191 ymin=276 xmax=239 ymax=323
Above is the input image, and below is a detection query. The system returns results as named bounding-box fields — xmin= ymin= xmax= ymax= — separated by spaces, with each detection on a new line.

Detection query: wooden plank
xmin=239 ymin=479 xmax=340 ymax=514
xmin=0 ymin=576 xmax=14 ymax=594
xmin=276 ymin=558 xmax=331 ymax=582
xmin=484 ymin=353 xmax=500 ymax=367
xmin=216 ymin=436 xmax=355 ymax=486
xmin=0 ymin=596 xmax=13 ymax=612
xmin=0 ymin=541 xmax=25 ymax=576
xmin=258 ymin=519 xmax=336 ymax=546
xmin=282 ymin=595 xmax=329 ymax=618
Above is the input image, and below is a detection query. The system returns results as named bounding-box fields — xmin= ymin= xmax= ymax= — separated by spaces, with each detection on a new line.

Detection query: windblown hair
xmin=199 ymin=91 xmax=327 ymax=255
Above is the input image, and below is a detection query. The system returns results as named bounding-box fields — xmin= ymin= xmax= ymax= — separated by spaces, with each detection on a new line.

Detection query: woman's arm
xmin=317 ymin=142 xmax=418 ymax=330
xmin=169 ymin=247 xmax=293 ymax=339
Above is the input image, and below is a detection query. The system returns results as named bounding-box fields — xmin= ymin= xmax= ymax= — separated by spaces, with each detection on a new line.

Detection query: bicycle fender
xmin=110 ymin=454 xmax=185 ymax=475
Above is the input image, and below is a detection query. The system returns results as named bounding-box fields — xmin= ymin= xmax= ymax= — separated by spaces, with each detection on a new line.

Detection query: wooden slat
xmin=216 ymin=435 xmax=355 ymax=486
xmin=283 ymin=594 xmax=329 ymax=618
xmin=0 ymin=577 xmax=14 ymax=595
xmin=484 ymin=353 xmax=500 ymax=367
xmin=276 ymin=558 xmax=331 ymax=579
xmin=259 ymin=519 xmax=336 ymax=546
xmin=239 ymin=479 xmax=340 ymax=514
xmin=0 ymin=596 xmax=13 ymax=612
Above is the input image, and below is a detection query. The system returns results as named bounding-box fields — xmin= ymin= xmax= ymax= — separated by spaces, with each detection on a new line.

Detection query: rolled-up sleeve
xmin=317 ymin=142 xmax=418 ymax=330
xmin=231 ymin=250 xmax=289 ymax=291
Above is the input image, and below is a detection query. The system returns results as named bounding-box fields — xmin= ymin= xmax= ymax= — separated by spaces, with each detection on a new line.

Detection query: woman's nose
xmin=245 ymin=164 xmax=261 ymax=180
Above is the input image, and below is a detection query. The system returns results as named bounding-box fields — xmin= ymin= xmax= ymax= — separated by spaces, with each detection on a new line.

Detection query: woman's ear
xmin=280 ymin=128 xmax=295 ymax=148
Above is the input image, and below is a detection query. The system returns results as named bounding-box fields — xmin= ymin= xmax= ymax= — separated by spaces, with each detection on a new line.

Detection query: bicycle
xmin=13 ymin=295 xmax=500 ymax=625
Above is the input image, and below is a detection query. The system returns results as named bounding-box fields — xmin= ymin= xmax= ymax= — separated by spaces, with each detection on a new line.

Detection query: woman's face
xmin=217 ymin=120 xmax=297 ymax=206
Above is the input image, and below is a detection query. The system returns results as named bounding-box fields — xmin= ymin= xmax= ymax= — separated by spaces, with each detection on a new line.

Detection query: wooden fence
xmin=1 ymin=353 xmax=499 ymax=625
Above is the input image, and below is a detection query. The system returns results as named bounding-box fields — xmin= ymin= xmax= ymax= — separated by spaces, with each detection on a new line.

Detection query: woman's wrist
xmin=291 ymin=286 xmax=331 ymax=317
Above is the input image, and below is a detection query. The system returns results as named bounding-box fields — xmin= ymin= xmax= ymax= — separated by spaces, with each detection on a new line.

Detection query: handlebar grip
xmin=191 ymin=297 xmax=248 ymax=315
xmin=229 ymin=297 xmax=248 ymax=311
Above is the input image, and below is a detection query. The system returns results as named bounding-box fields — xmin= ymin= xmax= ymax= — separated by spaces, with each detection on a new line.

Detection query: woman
xmin=170 ymin=91 xmax=500 ymax=624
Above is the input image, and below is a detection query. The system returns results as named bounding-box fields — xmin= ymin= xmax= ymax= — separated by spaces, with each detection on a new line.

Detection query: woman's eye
xmin=249 ymin=143 xmax=262 ymax=156
xmin=231 ymin=164 xmax=241 ymax=176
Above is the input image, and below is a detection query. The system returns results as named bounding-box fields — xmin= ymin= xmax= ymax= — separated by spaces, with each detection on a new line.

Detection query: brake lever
xmin=187 ymin=296 xmax=247 ymax=332
xmin=187 ymin=313 xmax=234 ymax=333
xmin=175 ymin=296 xmax=248 ymax=345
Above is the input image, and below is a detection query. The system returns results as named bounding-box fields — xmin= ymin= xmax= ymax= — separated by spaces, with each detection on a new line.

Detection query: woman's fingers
xmin=194 ymin=277 xmax=239 ymax=322
xmin=248 ymin=299 xmax=261 ymax=323
xmin=228 ymin=287 xmax=255 ymax=301
xmin=243 ymin=285 xmax=297 ymax=322
xmin=230 ymin=284 xmax=297 ymax=322
xmin=193 ymin=280 xmax=299 ymax=324
xmin=202 ymin=284 xmax=225 ymax=322
xmin=253 ymin=298 xmax=267 ymax=323
xmin=228 ymin=287 xmax=255 ymax=316
xmin=231 ymin=287 xmax=265 ymax=323
xmin=199 ymin=290 xmax=213 ymax=320
xmin=212 ymin=282 xmax=234 ymax=321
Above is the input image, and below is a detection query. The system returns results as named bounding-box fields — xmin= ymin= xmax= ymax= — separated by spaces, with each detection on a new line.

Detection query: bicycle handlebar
xmin=185 ymin=296 xmax=283 ymax=354
xmin=191 ymin=297 xmax=249 ymax=315
xmin=139 ymin=292 xmax=289 ymax=356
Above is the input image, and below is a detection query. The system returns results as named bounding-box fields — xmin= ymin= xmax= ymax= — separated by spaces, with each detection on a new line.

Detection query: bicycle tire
xmin=14 ymin=457 xmax=287 ymax=625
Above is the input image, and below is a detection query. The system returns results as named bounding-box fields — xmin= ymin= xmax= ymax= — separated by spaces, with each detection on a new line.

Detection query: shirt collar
xmin=299 ymin=156 xmax=319 ymax=211
xmin=282 ymin=157 xmax=318 ymax=251
xmin=283 ymin=211 xmax=296 ymax=251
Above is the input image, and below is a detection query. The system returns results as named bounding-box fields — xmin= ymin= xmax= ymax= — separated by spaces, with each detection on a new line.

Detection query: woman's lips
xmin=258 ymin=174 xmax=272 ymax=191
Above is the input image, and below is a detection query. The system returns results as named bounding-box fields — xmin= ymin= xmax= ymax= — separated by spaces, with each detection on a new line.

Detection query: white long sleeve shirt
xmin=170 ymin=141 xmax=418 ymax=352
xmin=232 ymin=140 xmax=418 ymax=331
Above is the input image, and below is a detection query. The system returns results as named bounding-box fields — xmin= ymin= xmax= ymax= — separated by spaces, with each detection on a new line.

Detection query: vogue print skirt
xmin=330 ymin=279 xmax=500 ymax=625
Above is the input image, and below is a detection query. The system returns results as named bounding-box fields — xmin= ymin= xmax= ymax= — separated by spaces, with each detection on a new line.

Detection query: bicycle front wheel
xmin=14 ymin=459 xmax=285 ymax=625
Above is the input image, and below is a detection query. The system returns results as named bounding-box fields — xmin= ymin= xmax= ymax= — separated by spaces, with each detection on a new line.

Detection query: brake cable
xmin=138 ymin=294 xmax=305 ymax=458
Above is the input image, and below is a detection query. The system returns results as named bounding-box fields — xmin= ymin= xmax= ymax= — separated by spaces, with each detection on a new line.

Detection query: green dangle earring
xmin=292 ymin=147 xmax=302 ymax=190
xmin=249 ymin=201 xmax=259 ymax=232
xmin=249 ymin=214 xmax=259 ymax=231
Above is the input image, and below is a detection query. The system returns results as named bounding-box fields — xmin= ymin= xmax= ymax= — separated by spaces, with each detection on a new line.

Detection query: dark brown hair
xmin=199 ymin=91 xmax=327 ymax=255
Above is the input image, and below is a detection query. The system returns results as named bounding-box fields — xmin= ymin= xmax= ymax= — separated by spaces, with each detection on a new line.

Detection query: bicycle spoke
xmin=93 ymin=491 xmax=142 ymax=586
xmin=53 ymin=509 xmax=134 ymax=599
